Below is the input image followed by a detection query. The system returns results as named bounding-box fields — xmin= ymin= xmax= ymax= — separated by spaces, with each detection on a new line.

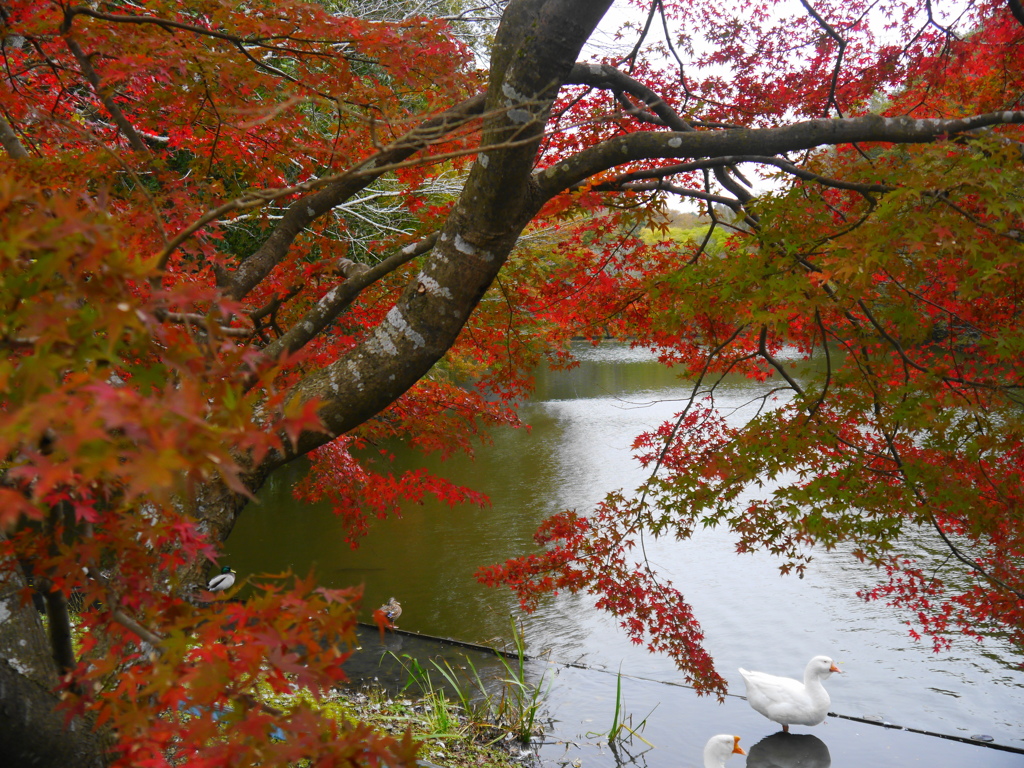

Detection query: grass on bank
xmin=260 ymin=618 xmax=549 ymax=768
xmin=391 ymin=618 xmax=551 ymax=747
xmin=312 ymin=684 xmax=535 ymax=768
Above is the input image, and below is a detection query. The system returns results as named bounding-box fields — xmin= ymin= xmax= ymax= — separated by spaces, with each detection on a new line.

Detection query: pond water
xmin=224 ymin=342 xmax=1024 ymax=767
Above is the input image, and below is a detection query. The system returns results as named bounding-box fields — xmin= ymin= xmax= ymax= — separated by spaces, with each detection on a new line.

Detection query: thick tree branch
xmin=0 ymin=114 xmax=30 ymax=159
xmin=535 ymin=111 xmax=1024 ymax=199
xmin=1007 ymin=0 xmax=1024 ymax=28
xmin=567 ymin=62 xmax=694 ymax=132
xmin=257 ymin=232 xmax=440 ymax=366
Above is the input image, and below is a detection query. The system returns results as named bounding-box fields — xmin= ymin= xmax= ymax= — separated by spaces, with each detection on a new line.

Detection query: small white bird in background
xmin=703 ymin=734 xmax=745 ymax=768
xmin=739 ymin=655 xmax=841 ymax=732
xmin=206 ymin=566 xmax=236 ymax=592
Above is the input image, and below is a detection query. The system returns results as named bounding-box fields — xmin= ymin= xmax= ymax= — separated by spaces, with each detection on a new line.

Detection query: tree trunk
xmin=277 ymin=0 xmax=615 ymax=464
xmin=0 ymin=540 xmax=110 ymax=768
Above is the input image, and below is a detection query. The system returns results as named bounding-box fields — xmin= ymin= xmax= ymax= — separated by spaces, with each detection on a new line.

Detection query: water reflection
xmin=605 ymin=738 xmax=655 ymax=768
xmin=746 ymin=733 xmax=830 ymax=768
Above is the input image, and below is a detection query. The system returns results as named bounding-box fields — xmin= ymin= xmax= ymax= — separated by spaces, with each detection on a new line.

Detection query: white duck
xmin=738 ymin=655 xmax=841 ymax=732
xmin=703 ymin=734 xmax=745 ymax=768
xmin=206 ymin=566 xmax=236 ymax=592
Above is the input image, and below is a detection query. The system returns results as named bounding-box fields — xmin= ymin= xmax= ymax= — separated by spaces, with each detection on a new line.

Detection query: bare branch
xmin=66 ymin=6 xmax=341 ymax=55
xmin=610 ymin=154 xmax=894 ymax=196
xmin=606 ymin=180 xmax=740 ymax=210
xmin=758 ymin=326 xmax=806 ymax=396
xmin=797 ymin=0 xmax=848 ymax=117
xmin=162 ymin=312 xmax=254 ymax=338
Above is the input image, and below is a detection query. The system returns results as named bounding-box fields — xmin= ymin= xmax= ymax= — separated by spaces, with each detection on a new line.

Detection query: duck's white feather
xmin=739 ymin=655 xmax=839 ymax=729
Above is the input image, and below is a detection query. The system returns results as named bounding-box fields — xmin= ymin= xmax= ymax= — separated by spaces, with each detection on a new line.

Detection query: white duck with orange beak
xmin=739 ymin=655 xmax=841 ymax=732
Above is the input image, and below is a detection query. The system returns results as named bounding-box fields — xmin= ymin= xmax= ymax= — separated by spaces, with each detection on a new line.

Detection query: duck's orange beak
xmin=733 ymin=736 xmax=745 ymax=755
xmin=830 ymin=662 xmax=842 ymax=673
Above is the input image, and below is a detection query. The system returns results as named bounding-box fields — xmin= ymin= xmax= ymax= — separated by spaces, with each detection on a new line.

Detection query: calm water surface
xmin=225 ymin=343 xmax=1024 ymax=767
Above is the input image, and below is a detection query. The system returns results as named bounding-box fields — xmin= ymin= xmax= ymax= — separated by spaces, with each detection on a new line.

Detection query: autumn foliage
xmin=1 ymin=0 xmax=1023 ymax=764
xmin=481 ymin=1 xmax=1024 ymax=693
